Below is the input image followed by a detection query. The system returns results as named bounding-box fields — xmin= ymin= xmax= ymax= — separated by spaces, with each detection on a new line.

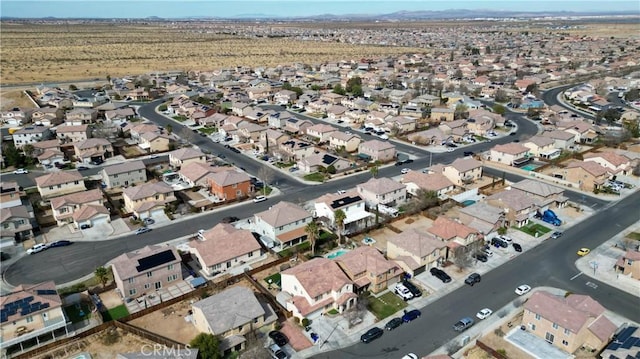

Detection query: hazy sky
xmin=2 ymin=1 xmax=639 ymax=18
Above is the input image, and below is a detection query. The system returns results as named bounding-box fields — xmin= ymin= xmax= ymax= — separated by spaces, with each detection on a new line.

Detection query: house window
xmin=232 ymin=183 xmax=237 ymax=188
xmin=57 ymin=185 xmax=62 ymax=189
xmin=129 ymin=288 xmax=137 ymax=296
xmin=144 ymin=283 xmax=151 ymax=289
xmin=530 ymin=323 xmax=536 ymax=331
xmin=248 ymin=251 xmax=253 ymax=258
xmin=128 ymin=278 xmax=135 ymax=284
xmin=42 ymin=312 xmax=48 ymax=321
xmin=552 ymin=323 xmax=559 ymax=329
xmin=146 ymin=272 xmax=153 ymax=277
xmin=74 ymin=181 xmax=79 ymax=185
xmin=26 ymin=316 xmax=34 ymax=323
xmin=545 ymin=332 xmax=554 ymax=343
xmin=535 ymin=314 xmax=541 ymax=320
xmin=562 ymin=340 xmax=568 ymax=346
xmin=114 ymin=174 xmax=118 ymax=178
xmin=167 ymin=264 xmax=174 ymax=271
xmin=564 ymin=328 xmax=570 ymax=335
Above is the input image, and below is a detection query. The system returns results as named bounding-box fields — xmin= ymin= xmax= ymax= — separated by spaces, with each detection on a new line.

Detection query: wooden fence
xmin=114 ymin=320 xmax=186 ymax=347
xmin=243 ymin=272 xmax=291 ymax=319
xmin=476 ymin=340 xmax=508 ymax=359
xmin=11 ymin=322 xmax=112 ymax=359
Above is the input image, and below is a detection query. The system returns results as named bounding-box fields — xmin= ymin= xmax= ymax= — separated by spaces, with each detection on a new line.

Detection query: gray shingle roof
xmin=192 ymin=286 xmax=265 ymax=335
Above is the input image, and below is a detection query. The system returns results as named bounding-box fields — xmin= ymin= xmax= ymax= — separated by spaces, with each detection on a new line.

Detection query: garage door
xmin=91 ymin=216 xmax=110 ymax=226
xmin=150 ymin=208 xmax=164 ymax=218
xmin=413 ymin=265 xmax=426 ymax=276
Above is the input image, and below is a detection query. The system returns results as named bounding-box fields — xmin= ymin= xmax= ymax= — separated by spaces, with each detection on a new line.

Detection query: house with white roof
xmin=314 ymin=191 xmax=373 ymax=235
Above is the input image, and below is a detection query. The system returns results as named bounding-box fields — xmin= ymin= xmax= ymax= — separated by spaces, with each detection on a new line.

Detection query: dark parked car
xmin=47 ymin=240 xmax=73 ymax=248
xmin=474 ymin=253 xmax=488 ymax=262
xmin=268 ymin=331 xmax=289 ymax=347
xmin=360 ymin=327 xmax=384 ymax=343
xmin=513 ymin=243 xmax=523 ymax=252
xmin=402 ymin=280 xmax=422 ymax=297
xmin=551 ymin=231 xmax=563 ymax=239
xmin=430 ymin=267 xmax=452 ymax=283
xmin=402 ymin=309 xmax=422 ymax=323
xmin=77 ymin=166 xmax=89 ymax=171
xmin=1 ymin=252 xmax=11 ymax=261
xmin=463 ymin=151 xmax=474 ymax=157
xmin=464 ymin=273 xmax=482 ymax=286
xmin=80 ymin=224 xmax=92 ymax=230
xmin=384 ymin=317 xmax=403 ymax=331
xmin=221 ymin=216 xmax=240 ymax=223
xmin=453 ymin=317 xmax=475 ymax=332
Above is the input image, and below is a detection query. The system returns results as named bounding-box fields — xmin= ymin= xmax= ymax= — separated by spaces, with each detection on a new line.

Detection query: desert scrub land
xmin=0 ymin=22 xmax=422 ymax=84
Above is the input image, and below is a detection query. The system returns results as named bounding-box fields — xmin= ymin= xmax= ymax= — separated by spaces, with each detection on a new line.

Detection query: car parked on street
xmin=401 ymin=168 xmax=410 ymax=174
xmin=47 ymin=240 xmax=73 ymax=248
xmin=385 ymin=317 xmax=403 ymax=331
xmin=27 ymin=243 xmax=48 ymax=254
xmin=134 ymin=227 xmax=152 ymax=235
xmin=551 ymin=231 xmax=563 ymax=239
xmin=360 ymin=327 xmax=384 ymax=343
xmin=476 ymin=308 xmax=493 ymax=320
xmin=464 ymin=273 xmax=482 ymax=286
xmin=253 ymin=195 xmax=267 ymax=203
xmin=402 ymin=309 xmax=421 ymax=323
xmin=515 ymin=285 xmax=531 ymax=296
xmin=453 ymin=317 xmax=475 ymax=332
xmin=13 ymin=168 xmax=28 ymax=174
xmin=577 ymin=248 xmax=590 ymax=256
xmin=513 ymin=243 xmax=522 ymax=252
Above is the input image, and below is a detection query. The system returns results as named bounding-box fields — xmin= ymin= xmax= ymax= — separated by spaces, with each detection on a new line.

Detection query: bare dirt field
xmin=129 ymin=298 xmax=200 ymax=345
xmin=0 ymin=23 xmax=421 ymax=84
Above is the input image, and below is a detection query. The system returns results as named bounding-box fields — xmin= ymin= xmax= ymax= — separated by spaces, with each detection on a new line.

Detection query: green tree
xmin=189 ymin=333 xmax=221 ymax=359
xmin=326 ymin=165 xmax=336 ymax=174
xmin=454 ymin=103 xmax=469 ymax=120
xmin=624 ymin=88 xmax=639 ymax=102
xmin=2 ymin=143 xmax=24 ymax=167
xmin=334 ymin=209 xmax=346 ymax=244
xmin=69 ymin=84 xmax=78 ymax=91
xmin=369 ymin=163 xmax=379 ymax=178
xmin=350 ymin=85 xmax=364 ymax=97
xmin=332 ymin=84 xmax=346 ymax=96
xmin=165 ymin=124 xmax=173 ymax=134
xmin=494 ymin=89 xmax=509 ymax=103
xmin=492 ymin=104 xmax=506 ymax=115
xmin=305 ymin=221 xmax=320 ymax=255
xmin=94 ymin=266 xmax=110 ymax=288
xmin=346 ymin=76 xmax=362 ymax=93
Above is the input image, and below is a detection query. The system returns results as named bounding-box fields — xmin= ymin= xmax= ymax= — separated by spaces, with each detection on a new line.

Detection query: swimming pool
xmin=461 ymin=200 xmax=476 ymax=207
xmin=326 ymin=250 xmax=348 ymax=259
xmin=521 ymin=164 xmax=541 ymax=171
xmin=72 ymin=353 xmax=92 ymax=359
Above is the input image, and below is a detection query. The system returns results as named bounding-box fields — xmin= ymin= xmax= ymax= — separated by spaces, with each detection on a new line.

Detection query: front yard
xmin=303 ymin=172 xmax=326 ymax=182
xmin=367 ymin=292 xmax=407 ymax=320
xmin=516 ymin=223 xmax=551 ymax=237
xmin=198 ymin=127 xmax=217 ymax=135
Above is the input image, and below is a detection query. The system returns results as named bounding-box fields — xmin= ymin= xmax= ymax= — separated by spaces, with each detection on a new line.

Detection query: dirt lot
xmin=33 ymin=328 xmax=155 ymax=359
xmin=129 ymin=299 xmax=200 ymax=344
xmin=477 ymin=311 xmax=533 ymax=359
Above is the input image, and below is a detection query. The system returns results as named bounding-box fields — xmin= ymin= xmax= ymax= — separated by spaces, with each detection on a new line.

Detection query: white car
xmin=336 ymin=190 xmax=346 ymax=195
xmin=401 ymin=168 xmax=410 ymax=174
xmin=483 ymin=248 xmax=494 ymax=257
xmin=26 ymin=243 xmax=48 ymax=254
xmin=13 ymin=168 xmax=28 ymax=174
xmin=401 ymin=354 xmax=418 ymax=359
xmin=446 ymin=148 xmax=455 ymax=152
xmin=253 ymin=195 xmax=267 ymax=203
xmin=476 ymin=308 xmax=493 ymax=320
xmin=515 ymin=285 xmax=532 ymax=296
xmin=394 ymin=283 xmax=414 ymax=301
xmin=499 ymin=235 xmax=513 ymax=243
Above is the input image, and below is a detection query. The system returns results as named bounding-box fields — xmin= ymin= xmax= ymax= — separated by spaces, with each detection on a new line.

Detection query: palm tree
xmin=369 ymin=163 xmax=379 ymax=178
xmin=95 ymin=266 xmax=110 ymax=288
xmin=334 ymin=209 xmax=346 ymax=245
xmin=305 ymin=221 xmax=319 ymax=255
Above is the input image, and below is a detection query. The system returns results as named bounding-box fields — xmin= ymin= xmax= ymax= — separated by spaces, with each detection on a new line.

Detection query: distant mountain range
xmin=2 ymin=9 xmax=638 ymax=21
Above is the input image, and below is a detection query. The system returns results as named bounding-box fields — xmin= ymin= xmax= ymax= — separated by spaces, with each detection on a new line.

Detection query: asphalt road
xmin=541 ymin=84 xmax=596 ymax=121
xmin=312 ymin=190 xmax=640 ymax=359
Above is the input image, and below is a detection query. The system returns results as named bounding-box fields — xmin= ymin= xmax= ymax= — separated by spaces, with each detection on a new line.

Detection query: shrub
xmin=301 ymin=318 xmax=311 ymax=327
xmin=497 ymin=349 xmax=507 ymax=357
xmin=494 ymin=328 xmax=505 ymax=337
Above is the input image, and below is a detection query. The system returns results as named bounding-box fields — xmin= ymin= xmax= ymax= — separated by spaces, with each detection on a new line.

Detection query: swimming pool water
xmin=521 ymin=164 xmax=540 ymax=171
xmin=327 ymin=250 xmax=348 ymax=259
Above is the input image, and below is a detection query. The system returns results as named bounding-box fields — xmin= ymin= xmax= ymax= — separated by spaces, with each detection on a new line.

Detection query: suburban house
xmin=238 ymin=123 xmax=268 ymax=143
xmin=0 ymin=206 xmax=34 ymax=242
xmin=387 ymin=116 xmax=417 ymax=133
xmin=510 ymin=179 xmax=568 ymax=210
xmin=65 ymin=108 xmax=97 ymax=124
xmin=489 ymin=143 xmax=530 ymax=166
xmin=561 ymin=160 xmax=611 ymax=192
xmin=35 ymin=171 xmax=85 ymax=199
xmin=356 ymin=177 xmax=406 ymax=207
xmin=168 ymin=147 xmax=207 ymax=169
xmin=486 ymin=189 xmax=539 ymax=227
xmin=207 ymin=169 xmax=252 ymax=202
xmin=522 ymin=291 xmax=616 ymax=353
xmin=279 ymin=139 xmax=316 ymax=161
xmin=328 ymin=132 xmax=362 ymax=153
xmin=33 ymin=140 xmax=64 ymax=166
xmin=257 ymin=129 xmax=290 ymax=154
xmin=442 ymin=158 xmax=483 ymax=186
xmin=583 ymin=152 xmax=632 ymax=176
xmin=314 ymin=192 xmax=373 ymax=235
xmin=189 ymin=223 xmax=263 ymax=277
xmin=524 ymin=136 xmax=559 ymax=159
xmin=55 ymin=124 xmax=90 ymax=144
xmin=253 ymin=201 xmax=313 ymax=250
xmin=615 ymin=250 xmax=640 ymax=280
xmin=73 ymin=138 xmax=114 ymax=164
xmin=273 ymin=89 xmax=298 ymax=105
xmin=0 ymin=109 xmax=26 ymax=126
xmin=283 ymin=118 xmax=313 ymax=134
xmin=0 ymin=181 xmax=23 ymax=209
xmin=427 ymin=216 xmax=483 ymax=258
xmin=12 ymin=126 xmax=52 ymax=149
xmin=334 ymin=246 xmax=400 ymax=294
xmin=400 ymin=171 xmax=456 ymax=198
xmin=306 ymin=123 xmax=338 ymax=143
xmin=386 ymin=228 xmax=447 ymax=276
xmin=138 ymin=131 xmax=173 ymax=153
xmin=69 ymin=203 xmax=110 ymax=230
xmin=458 ymin=202 xmax=506 ymax=236
xmin=191 ymin=286 xmax=276 ymax=346
xmin=541 ymin=130 xmax=576 ymax=149
xmin=296 ymin=152 xmax=350 ymax=174
xmin=50 ymin=188 xmax=105 ymax=226
xmin=430 ymin=108 xmax=455 ymax=122
xmin=122 ymin=182 xmax=176 ymax=219
xmin=111 ymin=245 xmax=183 ymax=300
xmin=280 ymin=257 xmax=357 ymax=320
xmin=178 ymin=162 xmax=220 ymax=187
xmin=101 ymin=160 xmax=147 ymax=189
xmin=600 ymin=325 xmax=640 ymax=359
xmin=358 ymin=139 xmax=397 ymax=162
xmin=0 ymin=282 xmax=68 ymax=352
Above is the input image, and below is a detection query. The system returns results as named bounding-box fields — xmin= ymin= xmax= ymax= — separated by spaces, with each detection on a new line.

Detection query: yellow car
xmin=577 ymin=248 xmax=591 ymax=256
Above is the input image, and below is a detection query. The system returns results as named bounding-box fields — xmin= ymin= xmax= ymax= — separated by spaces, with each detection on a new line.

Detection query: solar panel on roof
xmin=35 ymin=289 xmax=57 ymax=295
xmin=617 ymin=327 xmax=637 ymax=342
xmin=608 ymin=343 xmax=622 ymax=351
xmin=330 ymin=195 xmax=361 ymax=209
xmin=135 ymin=249 xmax=176 ymax=273
xmin=1 ymin=316 xmax=8 ymax=323
xmin=622 ymin=337 xmax=640 ymax=349
xmin=41 ymin=303 xmax=50 ymax=309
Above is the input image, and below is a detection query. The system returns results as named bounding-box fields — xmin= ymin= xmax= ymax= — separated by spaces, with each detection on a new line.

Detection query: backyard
xmin=64 ymin=303 xmax=93 ymax=323
xmin=101 ymin=304 xmax=129 ymax=322
xmin=367 ymin=292 xmax=407 ymax=320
